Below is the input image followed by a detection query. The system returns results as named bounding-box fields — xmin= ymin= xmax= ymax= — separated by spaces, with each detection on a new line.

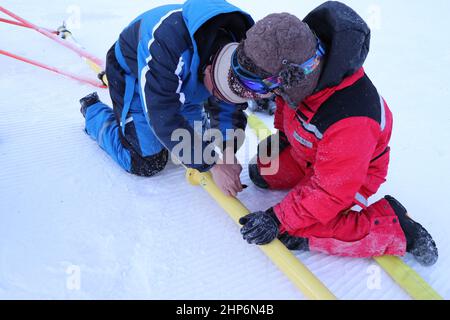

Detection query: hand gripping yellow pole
xmin=186 ymin=169 xmax=336 ymax=300
xmin=246 ymin=112 xmax=443 ymax=300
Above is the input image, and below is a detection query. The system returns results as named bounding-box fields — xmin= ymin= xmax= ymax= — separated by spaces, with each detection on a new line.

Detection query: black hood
xmin=304 ymin=1 xmax=371 ymax=91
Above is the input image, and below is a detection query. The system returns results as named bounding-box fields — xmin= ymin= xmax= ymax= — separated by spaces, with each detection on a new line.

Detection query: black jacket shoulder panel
xmin=310 ymin=74 xmax=381 ymax=134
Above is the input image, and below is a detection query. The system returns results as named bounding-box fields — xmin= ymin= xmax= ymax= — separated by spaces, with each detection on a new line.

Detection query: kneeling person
xmin=232 ymin=3 xmax=438 ymax=266
xmin=80 ymin=0 xmax=261 ymax=196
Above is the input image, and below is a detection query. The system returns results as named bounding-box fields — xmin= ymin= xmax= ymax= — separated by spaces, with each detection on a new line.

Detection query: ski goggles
xmin=231 ymin=38 xmax=326 ymax=94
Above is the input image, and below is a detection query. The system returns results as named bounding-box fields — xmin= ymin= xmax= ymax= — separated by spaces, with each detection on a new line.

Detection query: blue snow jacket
xmin=113 ymin=0 xmax=254 ymax=171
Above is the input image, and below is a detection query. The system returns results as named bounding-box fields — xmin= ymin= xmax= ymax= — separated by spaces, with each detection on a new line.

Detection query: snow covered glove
xmin=239 ymin=208 xmax=281 ymax=245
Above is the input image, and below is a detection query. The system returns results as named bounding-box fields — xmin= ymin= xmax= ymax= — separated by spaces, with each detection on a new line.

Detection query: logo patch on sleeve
xmin=293 ymin=131 xmax=313 ymax=148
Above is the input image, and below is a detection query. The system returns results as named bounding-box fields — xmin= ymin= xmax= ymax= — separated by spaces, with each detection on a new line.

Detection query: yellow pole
xmin=85 ymin=58 xmax=108 ymax=87
xmin=374 ymin=256 xmax=443 ymax=300
xmin=247 ymin=114 xmax=272 ymax=141
xmin=186 ymin=169 xmax=336 ymax=300
xmin=60 ymin=29 xmax=109 ymax=87
xmin=246 ymin=112 xmax=443 ymax=300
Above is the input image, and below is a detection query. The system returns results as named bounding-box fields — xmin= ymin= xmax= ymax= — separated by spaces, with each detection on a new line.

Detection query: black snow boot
xmin=278 ymin=233 xmax=309 ymax=251
xmin=80 ymin=92 xmax=100 ymax=118
xmin=385 ymin=195 xmax=438 ymax=266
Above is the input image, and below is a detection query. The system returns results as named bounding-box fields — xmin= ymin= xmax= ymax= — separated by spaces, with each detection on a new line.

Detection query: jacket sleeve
xmin=205 ymin=97 xmax=247 ymax=153
xmin=140 ymin=35 xmax=214 ymax=172
xmin=274 ymin=117 xmax=380 ymax=236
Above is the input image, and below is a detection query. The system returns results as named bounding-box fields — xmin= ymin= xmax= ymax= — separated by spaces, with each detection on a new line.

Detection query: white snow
xmin=1 ymin=0 xmax=449 ymax=299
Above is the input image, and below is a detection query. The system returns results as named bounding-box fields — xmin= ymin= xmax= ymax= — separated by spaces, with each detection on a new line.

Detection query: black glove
xmin=239 ymin=208 xmax=281 ymax=245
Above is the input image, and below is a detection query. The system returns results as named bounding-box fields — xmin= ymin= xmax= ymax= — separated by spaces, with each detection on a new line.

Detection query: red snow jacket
xmin=271 ymin=2 xmax=394 ymax=235
xmin=273 ymin=68 xmax=393 ymax=234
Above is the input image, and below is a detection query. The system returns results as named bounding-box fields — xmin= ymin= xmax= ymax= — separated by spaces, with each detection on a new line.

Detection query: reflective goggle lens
xmin=231 ymin=51 xmax=281 ymax=94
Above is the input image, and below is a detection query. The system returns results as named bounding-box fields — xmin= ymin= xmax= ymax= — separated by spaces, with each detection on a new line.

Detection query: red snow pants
xmin=258 ymin=147 xmax=407 ymax=258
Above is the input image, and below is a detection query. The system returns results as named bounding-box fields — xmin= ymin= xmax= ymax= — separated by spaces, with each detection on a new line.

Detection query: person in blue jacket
xmin=79 ymin=0 xmax=258 ymax=196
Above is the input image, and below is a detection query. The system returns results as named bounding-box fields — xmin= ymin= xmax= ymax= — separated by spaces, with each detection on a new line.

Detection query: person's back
xmin=80 ymin=0 xmax=255 ymax=195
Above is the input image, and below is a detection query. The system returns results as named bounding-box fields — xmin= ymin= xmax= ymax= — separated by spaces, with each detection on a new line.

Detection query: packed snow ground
xmin=0 ymin=0 xmax=449 ymax=299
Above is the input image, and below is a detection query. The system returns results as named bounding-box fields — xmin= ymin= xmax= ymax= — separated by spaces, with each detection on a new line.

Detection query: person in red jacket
xmin=232 ymin=2 xmax=438 ymax=266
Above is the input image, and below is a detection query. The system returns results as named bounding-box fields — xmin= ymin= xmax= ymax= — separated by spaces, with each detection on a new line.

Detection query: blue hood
xmin=182 ymin=0 xmax=253 ymax=75
xmin=182 ymin=0 xmax=253 ymax=35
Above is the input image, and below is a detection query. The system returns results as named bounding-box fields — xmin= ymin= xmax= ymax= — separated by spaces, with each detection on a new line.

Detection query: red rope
xmin=0 ymin=49 xmax=106 ymax=88
xmin=0 ymin=6 xmax=104 ymax=67
xmin=0 ymin=17 xmax=58 ymax=34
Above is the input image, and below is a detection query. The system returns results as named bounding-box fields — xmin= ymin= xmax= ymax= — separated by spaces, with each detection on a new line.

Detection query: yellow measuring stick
xmin=186 ymin=169 xmax=336 ymax=300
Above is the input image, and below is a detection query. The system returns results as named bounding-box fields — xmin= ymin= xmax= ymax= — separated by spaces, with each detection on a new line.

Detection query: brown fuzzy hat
xmin=237 ymin=13 xmax=322 ymax=106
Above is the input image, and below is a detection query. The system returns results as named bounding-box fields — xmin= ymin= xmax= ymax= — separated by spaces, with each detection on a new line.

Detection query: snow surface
xmin=1 ymin=0 xmax=449 ymax=300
